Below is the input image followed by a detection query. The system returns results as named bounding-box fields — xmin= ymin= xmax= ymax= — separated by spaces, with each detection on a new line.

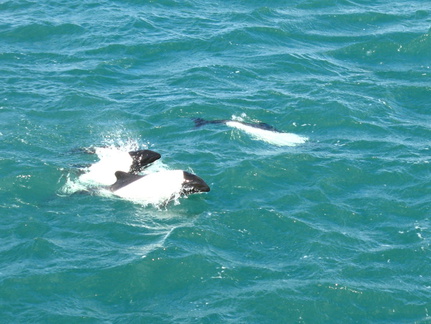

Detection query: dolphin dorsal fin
xmin=115 ymin=171 xmax=135 ymax=179
xmin=110 ymin=171 xmax=143 ymax=191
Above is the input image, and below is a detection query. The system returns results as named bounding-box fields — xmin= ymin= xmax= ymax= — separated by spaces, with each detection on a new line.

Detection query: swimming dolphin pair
xmin=73 ymin=147 xmax=210 ymax=205
xmin=193 ymin=117 xmax=308 ymax=146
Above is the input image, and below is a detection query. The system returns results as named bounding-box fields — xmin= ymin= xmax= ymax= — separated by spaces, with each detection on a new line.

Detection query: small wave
xmin=2 ymin=22 xmax=85 ymax=42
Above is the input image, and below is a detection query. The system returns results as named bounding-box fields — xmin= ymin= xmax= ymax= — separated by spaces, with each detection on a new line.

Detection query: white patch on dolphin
xmin=225 ymin=120 xmax=307 ymax=146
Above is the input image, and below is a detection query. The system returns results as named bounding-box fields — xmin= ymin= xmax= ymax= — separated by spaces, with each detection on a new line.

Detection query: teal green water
xmin=1 ymin=0 xmax=431 ymax=322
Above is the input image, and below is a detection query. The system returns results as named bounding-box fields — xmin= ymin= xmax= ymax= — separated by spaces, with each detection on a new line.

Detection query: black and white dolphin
xmin=109 ymin=170 xmax=210 ymax=205
xmin=193 ymin=117 xmax=308 ymax=146
xmin=193 ymin=118 xmax=280 ymax=132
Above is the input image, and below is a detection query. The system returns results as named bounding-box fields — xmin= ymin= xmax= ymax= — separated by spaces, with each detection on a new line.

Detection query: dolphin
xmin=109 ymin=170 xmax=210 ymax=205
xmin=193 ymin=118 xmax=280 ymax=132
xmin=193 ymin=118 xmax=308 ymax=146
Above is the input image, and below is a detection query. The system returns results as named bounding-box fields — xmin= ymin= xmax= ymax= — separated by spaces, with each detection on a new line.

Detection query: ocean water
xmin=1 ymin=0 xmax=430 ymax=322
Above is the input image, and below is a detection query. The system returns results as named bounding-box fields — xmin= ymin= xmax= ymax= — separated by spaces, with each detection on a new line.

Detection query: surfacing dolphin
xmin=193 ymin=118 xmax=280 ymax=132
xmin=193 ymin=118 xmax=308 ymax=147
xmin=109 ymin=170 xmax=210 ymax=205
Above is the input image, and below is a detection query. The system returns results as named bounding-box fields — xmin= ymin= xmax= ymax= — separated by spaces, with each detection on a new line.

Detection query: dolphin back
xmin=193 ymin=118 xmax=280 ymax=132
xmin=193 ymin=118 xmax=228 ymax=128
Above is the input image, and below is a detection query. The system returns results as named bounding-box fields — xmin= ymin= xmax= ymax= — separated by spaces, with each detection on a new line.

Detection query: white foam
xmin=79 ymin=147 xmax=133 ymax=186
xmin=59 ymin=173 xmax=88 ymax=195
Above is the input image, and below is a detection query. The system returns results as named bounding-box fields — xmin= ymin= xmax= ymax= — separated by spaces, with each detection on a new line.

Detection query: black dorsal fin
xmin=110 ymin=171 xmax=143 ymax=192
xmin=255 ymin=122 xmax=280 ymax=132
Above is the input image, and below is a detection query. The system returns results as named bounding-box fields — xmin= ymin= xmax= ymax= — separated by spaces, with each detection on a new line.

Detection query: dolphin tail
xmin=192 ymin=118 xmax=209 ymax=128
xmin=192 ymin=118 xmax=227 ymax=128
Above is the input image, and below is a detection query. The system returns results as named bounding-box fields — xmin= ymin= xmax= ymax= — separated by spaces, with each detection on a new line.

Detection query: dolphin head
xmin=128 ymin=149 xmax=161 ymax=173
xmin=182 ymin=171 xmax=210 ymax=194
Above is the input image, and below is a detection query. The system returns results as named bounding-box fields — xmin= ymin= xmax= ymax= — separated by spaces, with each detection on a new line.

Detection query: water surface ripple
xmin=0 ymin=0 xmax=430 ymax=322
